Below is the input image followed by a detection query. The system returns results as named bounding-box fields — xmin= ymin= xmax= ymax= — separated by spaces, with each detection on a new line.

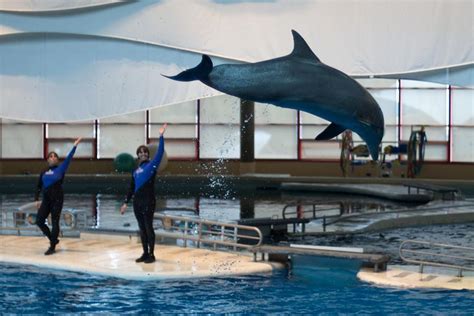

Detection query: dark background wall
xmin=1 ymin=159 xmax=473 ymax=180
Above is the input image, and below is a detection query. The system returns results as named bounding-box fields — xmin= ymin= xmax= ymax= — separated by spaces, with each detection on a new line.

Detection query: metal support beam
xmin=240 ymin=99 xmax=254 ymax=163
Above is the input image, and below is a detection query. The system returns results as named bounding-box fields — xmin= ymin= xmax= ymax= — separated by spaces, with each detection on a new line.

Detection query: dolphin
xmin=165 ymin=30 xmax=385 ymax=160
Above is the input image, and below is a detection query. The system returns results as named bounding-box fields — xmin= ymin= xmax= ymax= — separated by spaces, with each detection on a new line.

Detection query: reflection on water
xmin=2 ymin=192 xmax=472 ymax=264
xmin=0 ymin=193 xmax=415 ymax=232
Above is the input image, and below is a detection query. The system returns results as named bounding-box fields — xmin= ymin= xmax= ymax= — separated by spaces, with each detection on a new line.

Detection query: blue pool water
xmin=2 ymin=191 xmax=474 ymax=313
xmin=1 ymin=260 xmax=474 ymax=314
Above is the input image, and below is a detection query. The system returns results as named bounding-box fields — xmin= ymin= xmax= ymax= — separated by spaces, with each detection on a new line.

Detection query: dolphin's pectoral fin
xmin=163 ymin=55 xmax=213 ymax=82
xmin=290 ymin=30 xmax=321 ymax=63
xmin=315 ymin=123 xmax=346 ymax=140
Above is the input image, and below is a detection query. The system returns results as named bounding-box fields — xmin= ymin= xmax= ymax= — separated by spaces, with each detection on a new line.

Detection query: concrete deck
xmin=0 ymin=234 xmax=281 ymax=280
xmin=358 ymin=265 xmax=474 ymax=290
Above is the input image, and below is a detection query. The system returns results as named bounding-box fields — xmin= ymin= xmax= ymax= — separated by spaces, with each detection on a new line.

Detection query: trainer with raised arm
xmin=35 ymin=137 xmax=82 ymax=255
xmin=121 ymin=123 xmax=167 ymax=264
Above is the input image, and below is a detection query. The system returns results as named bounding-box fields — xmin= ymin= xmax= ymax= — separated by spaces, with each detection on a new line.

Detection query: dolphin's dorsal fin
xmin=290 ymin=30 xmax=321 ymax=62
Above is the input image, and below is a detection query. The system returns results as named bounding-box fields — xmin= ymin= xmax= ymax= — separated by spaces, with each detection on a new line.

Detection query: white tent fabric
xmin=0 ymin=0 xmax=125 ymax=12
xmin=0 ymin=0 xmax=472 ymax=121
xmin=0 ymin=35 xmax=225 ymax=122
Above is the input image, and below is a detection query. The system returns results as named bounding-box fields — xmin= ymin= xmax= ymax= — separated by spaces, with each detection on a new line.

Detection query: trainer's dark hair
xmin=47 ymin=151 xmax=59 ymax=159
xmin=136 ymin=145 xmax=149 ymax=156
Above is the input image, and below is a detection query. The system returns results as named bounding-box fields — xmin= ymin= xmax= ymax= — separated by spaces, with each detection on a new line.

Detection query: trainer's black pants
xmin=36 ymin=192 xmax=63 ymax=243
xmin=133 ymin=198 xmax=156 ymax=255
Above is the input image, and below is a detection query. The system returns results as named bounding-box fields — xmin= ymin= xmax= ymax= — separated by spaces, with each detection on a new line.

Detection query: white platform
xmin=0 ymin=234 xmax=281 ymax=280
xmin=358 ymin=265 xmax=474 ymax=290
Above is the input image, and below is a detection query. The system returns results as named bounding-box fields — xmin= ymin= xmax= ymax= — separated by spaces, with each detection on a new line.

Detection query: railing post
xmin=197 ymin=222 xmax=202 ymax=248
xmin=184 ymin=221 xmax=188 ymax=248
xmin=233 ymin=227 xmax=238 ymax=251
xmin=419 ymin=263 xmax=424 ymax=274
xmin=287 ymin=255 xmax=293 ymax=276
xmin=217 ymin=225 xmax=224 ymax=250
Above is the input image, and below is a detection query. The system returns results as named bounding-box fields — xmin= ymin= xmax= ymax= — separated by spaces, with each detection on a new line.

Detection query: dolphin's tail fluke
xmin=163 ymin=55 xmax=213 ymax=82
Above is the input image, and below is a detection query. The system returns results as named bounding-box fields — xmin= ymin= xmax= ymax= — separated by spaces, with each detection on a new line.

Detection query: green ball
xmin=113 ymin=153 xmax=136 ymax=173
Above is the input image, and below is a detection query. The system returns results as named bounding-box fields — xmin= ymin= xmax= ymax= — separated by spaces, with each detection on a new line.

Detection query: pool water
xmin=0 ymin=192 xmax=421 ymax=232
xmin=1 ymin=193 xmax=474 ymax=313
xmin=1 ymin=260 xmax=473 ymax=314
xmin=297 ymin=223 xmax=474 ymax=265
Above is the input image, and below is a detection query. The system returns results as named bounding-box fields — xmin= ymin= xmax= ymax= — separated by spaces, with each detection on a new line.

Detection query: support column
xmin=0 ymin=118 xmax=2 ymax=173
xmin=240 ymin=196 xmax=255 ymax=219
xmin=240 ymin=99 xmax=255 ymax=174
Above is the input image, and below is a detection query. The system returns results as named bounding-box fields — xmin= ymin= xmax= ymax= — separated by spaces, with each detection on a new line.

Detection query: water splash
xmin=200 ymin=158 xmax=235 ymax=199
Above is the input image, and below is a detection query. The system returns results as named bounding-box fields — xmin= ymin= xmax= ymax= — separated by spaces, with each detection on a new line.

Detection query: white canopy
xmin=0 ymin=0 xmax=472 ymax=121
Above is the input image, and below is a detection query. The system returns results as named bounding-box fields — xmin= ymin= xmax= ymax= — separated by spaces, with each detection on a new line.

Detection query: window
xmin=98 ymin=112 xmax=145 ymax=159
xmin=401 ymin=80 xmax=448 ymax=161
xmin=47 ymin=121 xmax=95 ymax=158
xmin=199 ymin=95 xmax=240 ymax=159
xmin=451 ymin=88 xmax=474 ymax=162
xmin=1 ymin=119 xmax=43 ymax=158
xmin=255 ymin=103 xmax=297 ymax=159
xmin=149 ymin=101 xmax=197 ymax=159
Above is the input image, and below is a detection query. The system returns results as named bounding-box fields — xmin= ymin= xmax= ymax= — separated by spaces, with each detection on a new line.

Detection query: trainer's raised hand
xmin=159 ymin=123 xmax=167 ymax=136
xmin=74 ymin=137 xmax=82 ymax=147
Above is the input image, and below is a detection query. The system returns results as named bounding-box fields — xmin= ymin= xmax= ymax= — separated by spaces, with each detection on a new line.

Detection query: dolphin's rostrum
xmin=166 ymin=30 xmax=384 ymax=160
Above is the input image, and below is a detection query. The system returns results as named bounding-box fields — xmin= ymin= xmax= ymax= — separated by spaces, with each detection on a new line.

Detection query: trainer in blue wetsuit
xmin=35 ymin=138 xmax=82 ymax=256
xmin=121 ymin=123 xmax=167 ymax=264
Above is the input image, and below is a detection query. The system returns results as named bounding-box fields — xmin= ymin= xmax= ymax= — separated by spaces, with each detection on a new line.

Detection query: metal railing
xmin=399 ymin=240 xmax=474 ymax=277
xmin=155 ymin=213 xmax=263 ymax=251
xmin=2 ymin=201 xmax=90 ymax=232
xmin=155 ymin=207 xmax=198 ymax=215
xmin=282 ymin=201 xmax=344 ymax=232
xmin=282 ymin=201 xmax=343 ymax=219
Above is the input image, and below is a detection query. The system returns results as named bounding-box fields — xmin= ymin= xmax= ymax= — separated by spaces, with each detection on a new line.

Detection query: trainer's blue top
xmin=124 ymin=135 xmax=165 ymax=203
xmin=35 ymin=146 xmax=77 ymax=200
xmin=42 ymin=146 xmax=76 ymax=189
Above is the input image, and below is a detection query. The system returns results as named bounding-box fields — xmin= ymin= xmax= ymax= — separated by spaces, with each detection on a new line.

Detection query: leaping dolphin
xmin=165 ymin=30 xmax=385 ymax=160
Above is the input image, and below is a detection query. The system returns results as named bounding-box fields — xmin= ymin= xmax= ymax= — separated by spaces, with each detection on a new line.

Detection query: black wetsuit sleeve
xmin=124 ymin=175 xmax=135 ymax=204
xmin=35 ymin=172 xmax=44 ymax=201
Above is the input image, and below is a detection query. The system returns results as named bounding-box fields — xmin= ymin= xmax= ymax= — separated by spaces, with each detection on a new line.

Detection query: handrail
xmin=399 ymin=240 xmax=474 ymax=277
xmin=11 ymin=202 xmax=90 ymax=229
xmin=155 ymin=207 xmax=198 ymax=215
xmin=282 ymin=201 xmax=345 ymax=232
xmin=282 ymin=201 xmax=344 ymax=219
xmin=17 ymin=201 xmax=38 ymax=212
xmin=155 ymin=214 xmax=263 ymax=251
